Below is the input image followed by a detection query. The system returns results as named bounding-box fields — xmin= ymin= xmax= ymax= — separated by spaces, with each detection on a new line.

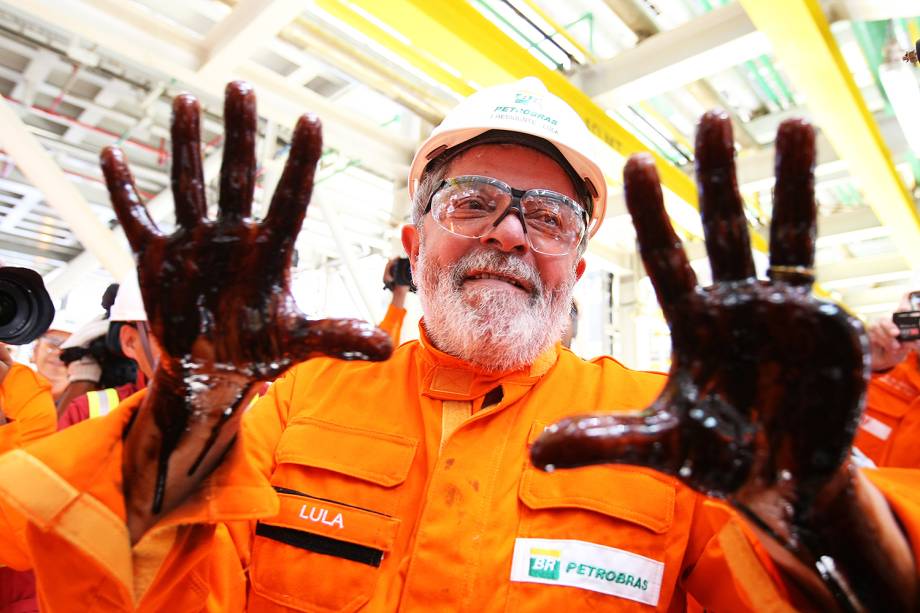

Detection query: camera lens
xmin=0 ymin=291 xmax=16 ymax=327
xmin=0 ymin=267 xmax=55 ymax=345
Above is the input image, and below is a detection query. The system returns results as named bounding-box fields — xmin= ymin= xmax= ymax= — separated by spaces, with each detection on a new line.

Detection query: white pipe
xmin=314 ymin=193 xmax=379 ymax=323
xmin=0 ymin=96 xmax=132 ymax=279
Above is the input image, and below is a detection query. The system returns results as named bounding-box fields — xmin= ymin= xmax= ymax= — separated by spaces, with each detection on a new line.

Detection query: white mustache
xmin=449 ymin=250 xmax=543 ymax=297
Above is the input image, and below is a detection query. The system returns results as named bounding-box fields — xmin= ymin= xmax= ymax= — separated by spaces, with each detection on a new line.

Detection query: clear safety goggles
xmin=424 ymin=175 xmax=588 ymax=256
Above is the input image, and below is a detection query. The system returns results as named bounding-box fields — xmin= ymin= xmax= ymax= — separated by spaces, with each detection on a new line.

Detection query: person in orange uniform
xmin=853 ymin=292 xmax=920 ymax=467
xmin=0 ymin=79 xmax=919 ymax=613
xmin=29 ymin=327 xmax=71 ymax=402
xmin=377 ymin=257 xmax=411 ymax=345
xmin=0 ymin=343 xmax=57 ymax=613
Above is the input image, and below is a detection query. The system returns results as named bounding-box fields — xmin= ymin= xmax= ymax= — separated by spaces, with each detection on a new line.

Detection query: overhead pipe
xmin=0 ymin=95 xmax=132 ymax=279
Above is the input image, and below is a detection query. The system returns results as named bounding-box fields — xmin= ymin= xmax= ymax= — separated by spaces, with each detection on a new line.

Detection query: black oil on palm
xmin=101 ymin=82 xmax=392 ymax=515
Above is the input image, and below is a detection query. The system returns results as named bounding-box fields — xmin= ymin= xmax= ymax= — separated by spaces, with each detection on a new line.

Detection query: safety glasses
xmin=424 ymin=175 xmax=587 ymax=256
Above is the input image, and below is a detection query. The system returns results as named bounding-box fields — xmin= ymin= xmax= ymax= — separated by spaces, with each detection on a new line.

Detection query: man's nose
xmin=480 ymin=210 xmax=528 ymax=255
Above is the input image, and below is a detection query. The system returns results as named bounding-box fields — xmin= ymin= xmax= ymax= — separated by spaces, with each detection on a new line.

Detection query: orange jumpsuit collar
xmin=415 ymin=320 xmax=559 ymax=401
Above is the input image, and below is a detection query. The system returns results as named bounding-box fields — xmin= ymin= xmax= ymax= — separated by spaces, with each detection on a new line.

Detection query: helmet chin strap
xmin=135 ymin=321 xmax=158 ymax=382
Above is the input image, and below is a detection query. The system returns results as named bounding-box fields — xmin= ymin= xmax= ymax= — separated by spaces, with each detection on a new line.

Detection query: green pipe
xmin=694 ymin=0 xmax=783 ymax=108
xmin=758 ymin=55 xmax=796 ymax=107
xmin=850 ymin=21 xmax=894 ymax=115
xmin=473 ymin=0 xmax=562 ymax=69
xmin=742 ymin=60 xmax=783 ymax=109
xmin=564 ymin=13 xmax=594 ymax=54
xmin=906 ymin=152 xmax=920 ymax=187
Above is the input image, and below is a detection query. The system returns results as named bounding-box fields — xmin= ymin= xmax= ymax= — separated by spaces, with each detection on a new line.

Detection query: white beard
xmin=415 ymin=244 xmax=576 ymax=372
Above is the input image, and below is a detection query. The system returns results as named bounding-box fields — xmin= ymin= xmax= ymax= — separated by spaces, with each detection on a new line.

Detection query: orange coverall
xmin=377 ymin=304 xmax=407 ymax=346
xmin=854 ymin=352 xmax=920 ymax=467
xmin=0 ymin=364 xmax=56 ymax=450
xmin=2 ymin=332 xmax=920 ymax=611
xmin=0 ymin=364 xmax=58 ymax=613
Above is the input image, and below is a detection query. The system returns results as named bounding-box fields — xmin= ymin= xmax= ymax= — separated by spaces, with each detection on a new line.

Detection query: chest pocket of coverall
xmin=507 ymin=425 xmax=679 ymax=612
xmin=249 ymin=417 xmax=417 ymax=612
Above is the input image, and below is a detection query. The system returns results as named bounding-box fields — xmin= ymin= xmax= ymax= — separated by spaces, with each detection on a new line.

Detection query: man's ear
xmin=119 ymin=324 xmax=138 ymax=361
xmin=575 ymin=257 xmax=587 ymax=282
xmin=402 ymin=224 xmax=421 ymax=268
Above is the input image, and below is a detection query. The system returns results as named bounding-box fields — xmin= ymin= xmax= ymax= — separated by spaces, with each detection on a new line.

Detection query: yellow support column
xmin=739 ymin=0 xmax=920 ymax=265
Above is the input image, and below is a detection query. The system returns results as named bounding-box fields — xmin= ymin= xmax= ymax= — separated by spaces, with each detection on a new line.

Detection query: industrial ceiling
xmin=0 ymin=0 xmax=917 ymax=326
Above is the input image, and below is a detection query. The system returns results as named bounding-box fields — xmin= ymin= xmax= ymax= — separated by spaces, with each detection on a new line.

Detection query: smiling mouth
xmin=464 ymin=271 xmax=533 ymax=293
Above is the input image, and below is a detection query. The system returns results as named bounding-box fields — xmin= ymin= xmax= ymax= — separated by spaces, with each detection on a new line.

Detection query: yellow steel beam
xmin=314 ymin=0 xmax=475 ymax=98
xmin=339 ymin=0 xmax=774 ymax=253
xmin=739 ymin=0 xmax=920 ymax=266
xmin=347 ymin=0 xmax=696 ymax=197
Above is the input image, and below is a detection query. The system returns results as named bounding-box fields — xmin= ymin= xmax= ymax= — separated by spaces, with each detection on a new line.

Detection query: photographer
xmin=0 ymin=267 xmax=58 ymax=613
xmin=30 ymin=326 xmax=71 ymax=402
xmin=379 ymin=256 xmax=414 ymax=345
xmin=59 ymin=273 xmax=159 ymax=428
xmin=0 ymin=265 xmax=57 ymax=446
xmin=54 ymin=284 xmax=139 ymax=418
xmin=854 ymin=290 xmax=920 ymax=467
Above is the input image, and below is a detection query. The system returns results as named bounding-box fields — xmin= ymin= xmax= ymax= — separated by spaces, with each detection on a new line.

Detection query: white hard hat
xmin=408 ymin=77 xmax=607 ymax=236
xmin=110 ymin=272 xmax=147 ymax=322
xmin=60 ymin=315 xmax=108 ymax=349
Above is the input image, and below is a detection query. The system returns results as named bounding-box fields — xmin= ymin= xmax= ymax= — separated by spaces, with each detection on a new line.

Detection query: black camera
xmin=0 ymin=267 xmax=55 ymax=345
xmin=385 ymin=257 xmax=417 ymax=293
xmin=893 ymin=291 xmax=920 ymax=342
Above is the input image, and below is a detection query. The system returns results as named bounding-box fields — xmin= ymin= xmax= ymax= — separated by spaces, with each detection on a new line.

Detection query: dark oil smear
xmin=101 ymin=81 xmax=392 ymax=517
xmin=531 ymin=114 xmax=888 ymax=611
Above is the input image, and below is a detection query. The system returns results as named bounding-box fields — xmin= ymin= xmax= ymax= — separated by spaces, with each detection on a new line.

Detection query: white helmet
xmin=408 ymin=77 xmax=607 ymax=236
xmin=60 ymin=315 xmax=108 ymax=349
xmin=110 ymin=272 xmax=147 ymax=322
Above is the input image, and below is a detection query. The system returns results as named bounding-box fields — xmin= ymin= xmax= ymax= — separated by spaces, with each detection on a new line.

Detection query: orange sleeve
xmin=223 ymin=368 xmax=299 ymax=572
xmin=863 ymin=467 xmax=920 ymax=568
xmin=682 ymin=497 xmax=792 ymax=612
xmin=0 ymin=364 xmax=56 ymax=451
xmin=377 ymin=304 xmax=407 ymax=346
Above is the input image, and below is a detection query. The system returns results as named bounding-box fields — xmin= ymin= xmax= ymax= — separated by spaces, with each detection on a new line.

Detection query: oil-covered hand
xmin=530 ymin=112 xmax=898 ymax=610
xmin=100 ymin=82 xmax=392 ymax=522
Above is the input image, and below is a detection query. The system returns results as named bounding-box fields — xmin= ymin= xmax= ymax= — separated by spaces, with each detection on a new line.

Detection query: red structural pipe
xmin=3 ymin=94 xmax=165 ymax=157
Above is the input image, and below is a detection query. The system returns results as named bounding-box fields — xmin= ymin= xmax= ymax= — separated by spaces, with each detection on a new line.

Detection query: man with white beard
xmin=2 ymin=78 xmax=920 ymax=612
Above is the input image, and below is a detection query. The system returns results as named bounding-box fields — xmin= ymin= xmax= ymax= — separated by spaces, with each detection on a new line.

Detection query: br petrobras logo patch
xmin=510 ymin=537 xmax=664 ymax=606
xmin=514 ymin=92 xmax=540 ymax=108
xmin=528 ymin=547 xmax=561 ymax=580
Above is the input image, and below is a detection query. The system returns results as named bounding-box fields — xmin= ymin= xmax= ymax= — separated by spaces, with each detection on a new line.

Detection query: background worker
xmin=58 ymin=273 xmax=159 ymax=428
xmin=378 ymin=256 xmax=414 ymax=345
xmin=53 ymin=283 xmax=138 ymax=413
xmin=854 ymin=290 xmax=920 ymax=467
xmin=0 ymin=80 xmax=918 ymax=612
xmin=29 ymin=327 xmax=71 ymax=402
xmin=0 ymin=340 xmax=57 ymax=613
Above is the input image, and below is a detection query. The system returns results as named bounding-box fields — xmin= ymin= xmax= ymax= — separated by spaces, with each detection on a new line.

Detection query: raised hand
xmin=530 ymin=112 xmax=896 ymax=609
xmin=100 ymin=82 xmax=392 ymax=522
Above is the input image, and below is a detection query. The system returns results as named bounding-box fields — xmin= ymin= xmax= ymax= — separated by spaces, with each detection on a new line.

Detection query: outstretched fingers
xmin=101 ymin=146 xmax=163 ymax=253
xmin=170 ymin=94 xmax=207 ymax=228
xmin=695 ymin=110 xmax=755 ymax=281
xmin=769 ymin=119 xmax=817 ymax=287
xmin=624 ymin=154 xmax=698 ymax=311
xmin=218 ymin=81 xmax=257 ymax=221
xmin=261 ymin=113 xmax=323 ymax=249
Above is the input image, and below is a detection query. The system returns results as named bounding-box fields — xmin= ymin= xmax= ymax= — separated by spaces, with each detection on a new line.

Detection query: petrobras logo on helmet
xmin=491 ymin=88 xmax=559 ymax=135
xmin=510 ymin=538 xmax=664 ymax=606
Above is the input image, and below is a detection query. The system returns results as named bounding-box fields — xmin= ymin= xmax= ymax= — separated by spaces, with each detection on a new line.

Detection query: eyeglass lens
xmin=431 ymin=177 xmax=584 ymax=255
